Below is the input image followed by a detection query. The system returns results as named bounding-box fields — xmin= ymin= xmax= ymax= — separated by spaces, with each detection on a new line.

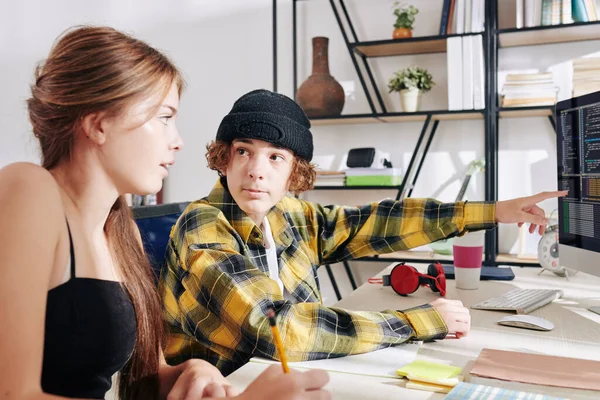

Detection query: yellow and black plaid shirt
xmin=160 ymin=179 xmax=496 ymax=375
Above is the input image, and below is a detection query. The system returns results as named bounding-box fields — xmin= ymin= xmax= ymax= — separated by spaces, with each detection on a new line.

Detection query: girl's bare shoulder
xmin=0 ymin=162 xmax=64 ymax=225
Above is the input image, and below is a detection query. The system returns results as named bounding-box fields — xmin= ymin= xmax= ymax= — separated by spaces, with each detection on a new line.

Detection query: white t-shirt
xmin=262 ymin=217 xmax=295 ymax=303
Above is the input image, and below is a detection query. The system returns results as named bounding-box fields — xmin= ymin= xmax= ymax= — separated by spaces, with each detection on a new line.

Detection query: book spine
xmin=472 ymin=35 xmax=485 ymax=109
xmin=447 ymin=37 xmax=464 ymax=111
xmin=462 ymin=36 xmax=474 ymax=110
xmin=455 ymin=0 xmax=465 ymax=34
xmin=534 ymin=0 xmax=544 ymax=25
xmin=440 ymin=0 xmax=451 ymax=35
xmin=447 ymin=0 xmax=456 ymax=34
xmin=542 ymin=0 xmax=553 ymax=25
xmin=551 ymin=0 xmax=562 ymax=25
xmin=583 ymin=0 xmax=598 ymax=20
xmin=562 ymin=0 xmax=574 ymax=23
xmin=464 ymin=0 xmax=472 ymax=33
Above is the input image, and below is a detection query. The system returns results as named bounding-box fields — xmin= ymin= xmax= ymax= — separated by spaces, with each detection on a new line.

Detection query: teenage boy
xmin=160 ymin=89 xmax=566 ymax=375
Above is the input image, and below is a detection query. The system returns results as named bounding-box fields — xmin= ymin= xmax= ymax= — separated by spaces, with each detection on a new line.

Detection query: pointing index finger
xmin=532 ymin=190 xmax=568 ymax=203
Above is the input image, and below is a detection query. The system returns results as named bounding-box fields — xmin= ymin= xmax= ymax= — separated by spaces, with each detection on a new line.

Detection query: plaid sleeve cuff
xmin=463 ymin=201 xmax=496 ymax=231
xmin=399 ymin=304 xmax=448 ymax=341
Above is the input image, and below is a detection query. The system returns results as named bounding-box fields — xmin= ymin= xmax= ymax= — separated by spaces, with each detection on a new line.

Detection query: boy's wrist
xmin=463 ymin=201 xmax=496 ymax=231
xmin=397 ymin=304 xmax=448 ymax=341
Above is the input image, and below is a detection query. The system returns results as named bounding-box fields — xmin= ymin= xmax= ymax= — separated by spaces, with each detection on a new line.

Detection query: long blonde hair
xmin=27 ymin=26 xmax=184 ymax=399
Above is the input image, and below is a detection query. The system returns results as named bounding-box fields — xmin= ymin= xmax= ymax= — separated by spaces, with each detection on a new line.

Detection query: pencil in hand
xmin=267 ymin=307 xmax=290 ymax=373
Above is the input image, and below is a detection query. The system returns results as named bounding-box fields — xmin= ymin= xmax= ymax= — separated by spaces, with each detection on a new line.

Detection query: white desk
xmin=227 ymin=266 xmax=600 ymax=399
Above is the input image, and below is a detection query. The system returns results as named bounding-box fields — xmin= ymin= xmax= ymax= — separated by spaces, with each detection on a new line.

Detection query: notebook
xmin=446 ymin=382 xmax=566 ymax=400
xmin=470 ymin=348 xmax=600 ymax=391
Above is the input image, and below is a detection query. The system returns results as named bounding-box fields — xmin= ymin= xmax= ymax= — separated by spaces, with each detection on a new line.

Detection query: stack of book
xmin=500 ymin=72 xmax=557 ymax=107
xmin=548 ymin=54 xmax=600 ymax=101
xmin=573 ymin=57 xmax=600 ymax=97
xmin=314 ymin=170 xmax=345 ymax=187
xmin=515 ymin=0 xmax=597 ymax=28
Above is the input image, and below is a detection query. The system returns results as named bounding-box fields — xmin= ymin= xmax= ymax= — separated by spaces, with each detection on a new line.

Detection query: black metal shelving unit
xmin=490 ymin=7 xmax=600 ymax=268
xmin=310 ymin=109 xmax=484 ymax=124
xmin=272 ymin=0 xmax=600 ymax=275
xmin=496 ymin=19 xmax=600 ymax=48
xmin=352 ymin=32 xmax=485 ymax=57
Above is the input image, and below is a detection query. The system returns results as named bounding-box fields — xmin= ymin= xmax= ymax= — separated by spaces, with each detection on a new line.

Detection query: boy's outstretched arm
xmin=160 ymin=209 xmax=448 ymax=375
xmin=295 ymin=196 xmax=496 ymax=264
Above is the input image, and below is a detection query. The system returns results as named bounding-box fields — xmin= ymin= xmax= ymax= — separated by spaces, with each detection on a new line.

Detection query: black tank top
xmin=41 ymin=222 xmax=137 ymax=399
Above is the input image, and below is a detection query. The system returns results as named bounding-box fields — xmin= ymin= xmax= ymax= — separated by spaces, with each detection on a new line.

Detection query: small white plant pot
xmin=399 ymin=88 xmax=422 ymax=112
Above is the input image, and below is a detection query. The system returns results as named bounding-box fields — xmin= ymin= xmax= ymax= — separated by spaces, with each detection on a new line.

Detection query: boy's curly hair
xmin=205 ymin=140 xmax=316 ymax=195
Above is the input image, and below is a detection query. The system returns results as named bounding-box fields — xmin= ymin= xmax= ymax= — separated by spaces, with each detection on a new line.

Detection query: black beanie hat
xmin=216 ymin=89 xmax=314 ymax=161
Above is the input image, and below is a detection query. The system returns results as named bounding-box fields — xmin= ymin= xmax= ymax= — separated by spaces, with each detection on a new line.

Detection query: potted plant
xmin=392 ymin=3 xmax=418 ymax=39
xmin=388 ymin=66 xmax=434 ymax=112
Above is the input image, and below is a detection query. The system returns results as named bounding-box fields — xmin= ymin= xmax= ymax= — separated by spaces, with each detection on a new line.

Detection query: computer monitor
xmin=556 ymin=91 xmax=600 ymax=279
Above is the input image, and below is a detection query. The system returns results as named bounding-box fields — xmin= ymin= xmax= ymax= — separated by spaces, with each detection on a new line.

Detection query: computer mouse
xmin=497 ymin=315 xmax=554 ymax=331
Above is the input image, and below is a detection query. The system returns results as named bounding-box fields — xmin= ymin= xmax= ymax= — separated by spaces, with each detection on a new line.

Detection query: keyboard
xmin=471 ymin=288 xmax=564 ymax=314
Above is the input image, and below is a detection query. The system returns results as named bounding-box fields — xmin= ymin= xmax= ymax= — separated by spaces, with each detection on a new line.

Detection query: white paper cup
xmin=453 ymin=230 xmax=485 ymax=290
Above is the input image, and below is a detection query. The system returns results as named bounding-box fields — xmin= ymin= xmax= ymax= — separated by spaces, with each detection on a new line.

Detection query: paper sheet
xmin=251 ymin=342 xmax=420 ymax=378
xmin=470 ymin=348 xmax=600 ymax=391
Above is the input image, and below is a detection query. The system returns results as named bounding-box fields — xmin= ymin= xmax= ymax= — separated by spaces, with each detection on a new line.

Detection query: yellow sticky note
xmin=407 ymin=374 xmax=462 ymax=387
xmin=396 ymin=360 xmax=462 ymax=380
xmin=405 ymin=381 xmax=453 ymax=394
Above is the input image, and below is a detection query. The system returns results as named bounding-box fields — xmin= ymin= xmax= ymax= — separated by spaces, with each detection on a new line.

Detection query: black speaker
xmin=347 ymin=148 xmax=376 ymax=168
xmin=346 ymin=148 xmax=392 ymax=168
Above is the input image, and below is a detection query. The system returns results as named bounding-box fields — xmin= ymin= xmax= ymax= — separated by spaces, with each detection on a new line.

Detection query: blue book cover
xmin=541 ymin=0 xmax=553 ymax=25
xmin=572 ymin=0 xmax=589 ymax=21
xmin=440 ymin=0 xmax=451 ymax=35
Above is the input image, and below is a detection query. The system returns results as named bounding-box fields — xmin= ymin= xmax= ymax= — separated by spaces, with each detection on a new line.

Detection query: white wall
xmin=2 ymin=0 xmax=600 ymax=302
xmin=0 ymin=0 xmax=273 ymax=202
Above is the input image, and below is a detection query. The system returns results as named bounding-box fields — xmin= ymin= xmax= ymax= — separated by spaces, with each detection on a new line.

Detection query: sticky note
xmin=407 ymin=374 xmax=462 ymax=387
xmin=396 ymin=360 xmax=462 ymax=380
xmin=406 ymin=380 xmax=454 ymax=394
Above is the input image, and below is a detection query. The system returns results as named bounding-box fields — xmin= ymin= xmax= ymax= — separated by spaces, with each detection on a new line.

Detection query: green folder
xmin=345 ymin=175 xmax=403 ymax=186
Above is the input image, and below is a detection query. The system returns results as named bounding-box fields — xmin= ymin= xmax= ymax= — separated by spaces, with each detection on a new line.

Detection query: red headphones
xmin=368 ymin=262 xmax=446 ymax=297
